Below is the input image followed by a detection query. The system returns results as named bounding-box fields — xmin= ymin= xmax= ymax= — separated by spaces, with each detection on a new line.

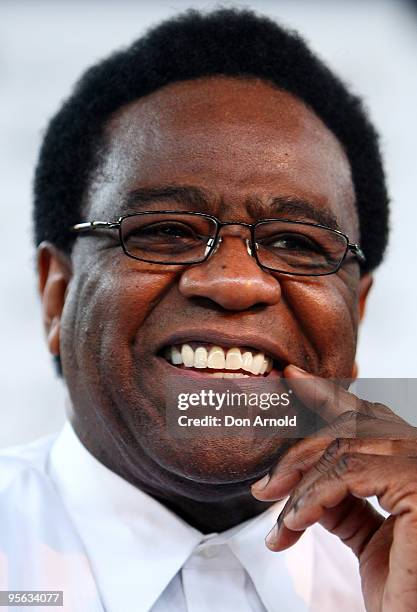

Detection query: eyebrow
xmin=123 ymin=185 xmax=340 ymax=230
xmin=265 ymin=196 xmax=340 ymax=231
xmin=123 ymin=185 xmax=211 ymax=212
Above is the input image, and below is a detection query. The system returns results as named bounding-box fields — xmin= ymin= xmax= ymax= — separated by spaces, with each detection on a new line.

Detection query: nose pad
xmin=206 ymin=237 xmax=254 ymax=259
xmin=205 ymin=236 xmax=218 ymax=258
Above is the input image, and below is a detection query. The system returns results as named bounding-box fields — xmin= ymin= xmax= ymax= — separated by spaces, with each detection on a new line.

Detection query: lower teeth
xmin=171 ymin=367 xmax=256 ymax=378
xmin=207 ymin=372 xmax=251 ymax=378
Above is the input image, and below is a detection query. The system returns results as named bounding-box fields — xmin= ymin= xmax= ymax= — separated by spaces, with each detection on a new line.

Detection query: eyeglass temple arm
xmin=71 ymin=221 xmax=120 ymax=232
xmin=348 ymin=243 xmax=366 ymax=264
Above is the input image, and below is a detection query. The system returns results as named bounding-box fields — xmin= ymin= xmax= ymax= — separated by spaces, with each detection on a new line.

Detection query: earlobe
xmin=358 ymin=273 xmax=373 ymax=322
xmin=47 ymin=316 xmax=61 ymax=356
xmin=37 ymin=242 xmax=72 ymax=357
xmin=353 ymin=273 xmax=373 ymax=380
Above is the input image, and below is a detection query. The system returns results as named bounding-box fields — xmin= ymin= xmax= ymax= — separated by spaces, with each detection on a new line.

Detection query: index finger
xmin=283 ymin=364 xmax=399 ymax=423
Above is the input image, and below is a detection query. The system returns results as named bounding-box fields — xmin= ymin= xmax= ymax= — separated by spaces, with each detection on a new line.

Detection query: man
xmin=1 ymin=7 xmax=416 ymax=612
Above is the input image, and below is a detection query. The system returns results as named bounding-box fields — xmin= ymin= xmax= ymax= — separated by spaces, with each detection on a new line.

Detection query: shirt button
xmin=200 ymin=545 xmax=220 ymax=558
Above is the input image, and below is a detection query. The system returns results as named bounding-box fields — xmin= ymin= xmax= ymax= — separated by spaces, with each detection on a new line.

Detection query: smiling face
xmin=40 ymin=77 xmax=371 ymax=505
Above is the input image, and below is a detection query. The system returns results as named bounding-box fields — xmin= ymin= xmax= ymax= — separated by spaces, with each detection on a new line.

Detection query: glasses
xmin=71 ymin=210 xmax=366 ymax=277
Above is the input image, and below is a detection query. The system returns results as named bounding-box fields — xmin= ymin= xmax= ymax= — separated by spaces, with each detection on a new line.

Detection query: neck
xmin=73 ymin=419 xmax=276 ymax=533
xmin=152 ymin=489 xmax=275 ymax=533
xmin=103 ymin=451 xmax=274 ymax=532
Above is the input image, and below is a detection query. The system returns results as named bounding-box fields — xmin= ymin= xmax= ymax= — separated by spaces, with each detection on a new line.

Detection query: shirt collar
xmin=48 ymin=421 xmax=204 ymax=611
xmin=48 ymin=421 xmax=312 ymax=611
xmin=228 ymin=503 xmax=313 ymax=610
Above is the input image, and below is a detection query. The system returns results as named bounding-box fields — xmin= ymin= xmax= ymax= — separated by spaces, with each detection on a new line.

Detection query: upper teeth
xmin=165 ymin=344 xmax=273 ymax=376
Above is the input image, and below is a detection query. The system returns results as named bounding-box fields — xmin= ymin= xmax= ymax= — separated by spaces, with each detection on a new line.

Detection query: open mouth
xmin=160 ymin=342 xmax=279 ymax=378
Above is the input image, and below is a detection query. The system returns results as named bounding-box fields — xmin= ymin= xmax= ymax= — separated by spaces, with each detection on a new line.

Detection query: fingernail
xmin=287 ymin=364 xmax=308 ymax=374
xmin=265 ymin=522 xmax=279 ymax=548
xmin=276 ymin=508 xmax=285 ymax=529
xmin=283 ymin=507 xmax=297 ymax=528
xmin=252 ymin=473 xmax=270 ymax=491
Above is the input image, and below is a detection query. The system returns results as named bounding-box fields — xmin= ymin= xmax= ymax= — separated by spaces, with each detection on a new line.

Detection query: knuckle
xmin=323 ymin=437 xmax=348 ymax=459
xmin=315 ymin=456 xmax=331 ymax=474
xmin=357 ymin=400 xmax=378 ymax=417
xmin=334 ymin=452 xmax=364 ymax=476
xmin=331 ymin=437 xmax=352 ymax=454
xmin=297 ymin=448 xmax=323 ymax=470
xmin=370 ymin=402 xmax=405 ymax=425
xmin=336 ymin=410 xmax=358 ymax=423
xmin=316 ymin=439 xmax=354 ymax=474
xmin=371 ymin=401 xmax=393 ymax=416
xmin=359 ymin=401 xmax=401 ymax=424
xmin=382 ymin=480 xmax=417 ymax=514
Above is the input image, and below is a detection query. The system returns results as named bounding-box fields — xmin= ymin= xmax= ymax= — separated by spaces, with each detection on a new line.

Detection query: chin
xmin=148 ymin=434 xmax=293 ymax=486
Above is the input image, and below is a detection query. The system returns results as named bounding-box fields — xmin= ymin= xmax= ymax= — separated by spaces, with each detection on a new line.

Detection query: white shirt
xmin=0 ymin=421 xmax=365 ymax=611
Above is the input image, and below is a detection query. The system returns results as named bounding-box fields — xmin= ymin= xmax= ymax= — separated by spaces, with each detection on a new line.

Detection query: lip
xmin=155 ymin=328 xmax=291 ymax=369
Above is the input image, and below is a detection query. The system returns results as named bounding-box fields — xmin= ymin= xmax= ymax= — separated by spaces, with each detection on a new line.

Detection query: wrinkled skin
xmin=38 ymin=77 xmax=372 ymax=532
xmin=252 ymin=368 xmax=417 ymax=612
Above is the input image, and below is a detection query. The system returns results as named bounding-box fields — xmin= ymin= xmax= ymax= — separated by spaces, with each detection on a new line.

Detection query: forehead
xmin=88 ymin=77 xmax=357 ymax=235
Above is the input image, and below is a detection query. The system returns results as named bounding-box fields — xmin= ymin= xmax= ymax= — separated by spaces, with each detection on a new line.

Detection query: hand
xmin=251 ymin=365 xmax=417 ymax=612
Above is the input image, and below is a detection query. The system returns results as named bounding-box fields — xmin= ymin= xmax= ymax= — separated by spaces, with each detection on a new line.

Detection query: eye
xmin=263 ymin=232 xmax=325 ymax=254
xmin=128 ymin=221 xmax=200 ymax=242
xmin=122 ymin=219 xmax=208 ymax=256
xmin=144 ymin=221 xmax=195 ymax=237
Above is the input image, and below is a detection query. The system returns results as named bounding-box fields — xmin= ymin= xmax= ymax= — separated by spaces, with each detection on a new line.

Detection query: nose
xmin=179 ymin=235 xmax=281 ymax=311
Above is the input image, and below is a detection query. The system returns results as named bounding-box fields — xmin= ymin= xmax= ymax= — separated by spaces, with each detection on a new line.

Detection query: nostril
xmin=189 ymin=296 xmax=230 ymax=313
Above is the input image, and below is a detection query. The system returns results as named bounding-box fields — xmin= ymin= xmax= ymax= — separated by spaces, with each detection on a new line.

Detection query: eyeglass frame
xmin=70 ymin=210 xmax=366 ymax=277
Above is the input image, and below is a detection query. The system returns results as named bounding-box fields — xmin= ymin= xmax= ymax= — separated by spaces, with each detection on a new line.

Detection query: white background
xmin=1 ymin=0 xmax=416 ymax=447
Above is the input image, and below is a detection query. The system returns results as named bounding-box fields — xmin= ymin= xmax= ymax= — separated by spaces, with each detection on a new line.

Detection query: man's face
xmin=49 ymin=77 xmax=369 ymax=497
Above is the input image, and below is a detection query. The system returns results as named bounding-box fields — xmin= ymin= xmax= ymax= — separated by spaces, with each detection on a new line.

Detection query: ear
xmin=37 ymin=242 xmax=72 ymax=356
xmin=358 ymin=273 xmax=373 ymax=322
xmin=351 ymin=273 xmax=373 ymax=379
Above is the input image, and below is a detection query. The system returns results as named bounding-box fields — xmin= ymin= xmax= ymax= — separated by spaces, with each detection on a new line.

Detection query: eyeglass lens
xmin=120 ymin=212 xmax=348 ymax=274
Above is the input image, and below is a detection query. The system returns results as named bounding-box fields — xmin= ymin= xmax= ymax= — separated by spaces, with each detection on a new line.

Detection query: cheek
xmin=60 ymin=258 xmax=178 ymax=383
xmin=283 ymin=274 xmax=359 ymax=377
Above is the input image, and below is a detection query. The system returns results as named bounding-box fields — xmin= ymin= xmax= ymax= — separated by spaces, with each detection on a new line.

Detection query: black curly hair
xmin=33 ymin=8 xmax=389 ymax=272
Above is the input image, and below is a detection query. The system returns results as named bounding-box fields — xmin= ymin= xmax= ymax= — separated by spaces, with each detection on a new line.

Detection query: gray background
xmin=1 ymin=0 xmax=417 ymax=447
